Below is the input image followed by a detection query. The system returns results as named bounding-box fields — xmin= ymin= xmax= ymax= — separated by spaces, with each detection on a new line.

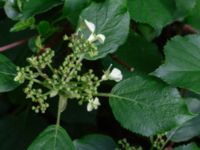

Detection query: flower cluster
xmin=65 ymin=19 xmax=106 ymax=57
xmin=116 ymin=138 xmax=142 ymax=150
xmin=67 ymin=33 xmax=98 ymax=57
xmin=152 ymin=134 xmax=166 ymax=150
xmin=14 ymin=48 xmax=102 ymax=113
xmin=14 ymin=19 xmax=123 ymax=113
xmin=14 ymin=48 xmax=55 ymax=113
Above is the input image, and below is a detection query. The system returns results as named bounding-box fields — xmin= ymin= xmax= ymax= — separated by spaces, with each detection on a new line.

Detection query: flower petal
xmin=94 ymin=97 xmax=100 ymax=106
xmin=87 ymin=103 xmax=93 ymax=112
xmin=84 ymin=19 xmax=95 ymax=33
xmin=109 ymin=68 xmax=123 ymax=82
xmin=96 ymin=34 xmax=106 ymax=44
xmin=87 ymin=33 xmax=96 ymax=42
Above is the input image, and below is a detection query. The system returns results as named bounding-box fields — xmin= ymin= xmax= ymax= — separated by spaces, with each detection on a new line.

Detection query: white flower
xmin=109 ymin=68 xmax=123 ymax=82
xmin=87 ymin=97 xmax=101 ymax=112
xmin=84 ymin=19 xmax=106 ymax=44
xmin=101 ymin=67 xmax=123 ymax=82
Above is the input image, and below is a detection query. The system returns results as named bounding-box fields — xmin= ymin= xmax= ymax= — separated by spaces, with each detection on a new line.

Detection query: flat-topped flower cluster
xmin=14 ymin=19 xmax=123 ymax=113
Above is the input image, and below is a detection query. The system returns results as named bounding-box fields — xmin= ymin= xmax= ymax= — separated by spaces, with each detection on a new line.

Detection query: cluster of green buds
xmin=14 ymin=48 xmax=101 ymax=113
xmin=64 ymin=19 xmax=106 ymax=57
xmin=14 ymin=19 xmax=123 ymax=113
xmin=116 ymin=138 xmax=143 ymax=150
xmin=151 ymin=134 xmax=166 ymax=150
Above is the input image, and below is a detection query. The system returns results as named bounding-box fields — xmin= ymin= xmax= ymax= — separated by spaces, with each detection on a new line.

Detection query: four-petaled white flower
xmin=84 ymin=19 xmax=106 ymax=44
xmin=102 ymin=67 xmax=123 ymax=82
xmin=87 ymin=97 xmax=101 ymax=112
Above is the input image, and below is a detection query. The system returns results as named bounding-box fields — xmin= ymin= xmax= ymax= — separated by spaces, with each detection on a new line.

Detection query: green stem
xmin=35 ymin=67 xmax=49 ymax=79
xmin=56 ymin=95 xmax=68 ymax=127
xmin=66 ymin=57 xmax=83 ymax=82
xmin=48 ymin=64 xmax=55 ymax=74
xmin=54 ymin=95 xmax=67 ymax=150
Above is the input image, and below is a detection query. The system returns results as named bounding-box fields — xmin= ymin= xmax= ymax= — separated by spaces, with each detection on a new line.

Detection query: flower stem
xmin=56 ymin=95 xmax=68 ymax=127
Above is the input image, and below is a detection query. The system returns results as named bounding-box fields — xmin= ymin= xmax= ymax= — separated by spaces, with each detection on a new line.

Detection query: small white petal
xmin=87 ymin=103 xmax=93 ymax=112
xmin=109 ymin=68 xmax=123 ymax=82
xmin=87 ymin=33 xmax=96 ymax=42
xmin=96 ymin=34 xmax=106 ymax=44
xmin=94 ymin=97 xmax=100 ymax=106
xmin=84 ymin=19 xmax=95 ymax=33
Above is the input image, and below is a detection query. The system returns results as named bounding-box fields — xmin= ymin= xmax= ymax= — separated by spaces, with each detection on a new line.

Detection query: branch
xmin=0 ymin=38 xmax=30 ymax=52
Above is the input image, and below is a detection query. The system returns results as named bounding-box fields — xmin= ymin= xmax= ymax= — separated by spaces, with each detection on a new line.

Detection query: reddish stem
xmin=0 ymin=38 xmax=30 ymax=52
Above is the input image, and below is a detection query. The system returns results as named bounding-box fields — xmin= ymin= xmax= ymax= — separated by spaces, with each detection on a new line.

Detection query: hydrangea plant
xmin=0 ymin=0 xmax=200 ymax=150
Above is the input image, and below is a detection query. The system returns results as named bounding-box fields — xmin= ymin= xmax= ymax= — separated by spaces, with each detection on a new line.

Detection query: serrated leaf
xmin=109 ymin=74 xmax=193 ymax=136
xmin=79 ymin=0 xmax=130 ymax=60
xmin=28 ymin=125 xmax=75 ymax=150
xmin=0 ymin=54 xmax=18 ymax=92
xmin=174 ymin=143 xmax=200 ymax=150
xmin=170 ymin=98 xmax=200 ymax=142
xmin=21 ymin=0 xmax=63 ymax=19
xmin=73 ymin=134 xmax=116 ymax=150
xmin=153 ymin=35 xmax=200 ymax=94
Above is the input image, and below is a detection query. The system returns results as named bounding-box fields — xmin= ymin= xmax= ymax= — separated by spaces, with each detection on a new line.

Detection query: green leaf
xmin=21 ymin=0 xmax=63 ymax=19
xmin=170 ymin=98 xmax=200 ymax=142
xmin=128 ymin=0 xmax=196 ymax=30
xmin=153 ymin=35 xmax=200 ymax=94
xmin=174 ymin=143 xmax=200 ymax=150
xmin=109 ymin=74 xmax=193 ymax=136
xmin=79 ymin=0 xmax=130 ymax=60
xmin=73 ymin=134 xmax=116 ymax=150
xmin=10 ymin=17 xmax=35 ymax=32
xmin=128 ymin=0 xmax=175 ymax=29
xmin=63 ymin=0 xmax=91 ymax=26
xmin=37 ymin=21 xmax=51 ymax=35
xmin=0 ymin=54 xmax=18 ymax=92
xmin=28 ymin=125 xmax=75 ymax=150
